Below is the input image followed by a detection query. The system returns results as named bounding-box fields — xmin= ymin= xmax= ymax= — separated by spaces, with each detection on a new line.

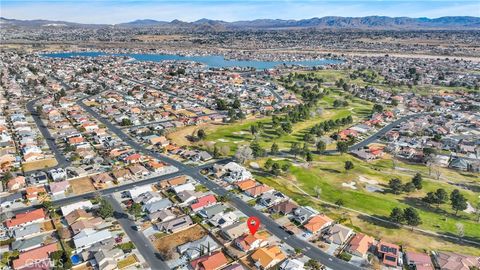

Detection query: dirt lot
xmin=154 ymin=225 xmax=207 ymax=258
xmin=22 ymin=158 xmax=58 ymax=172
xmin=42 ymin=220 xmax=55 ymax=232
xmin=70 ymin=177 xmax=96 ymax=195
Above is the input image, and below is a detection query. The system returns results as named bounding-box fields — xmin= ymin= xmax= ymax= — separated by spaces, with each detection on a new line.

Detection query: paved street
xmin=26 ymin=97 xmax=70 ymax=168
xmin=106 ymin=195 xmax=169 ymax=270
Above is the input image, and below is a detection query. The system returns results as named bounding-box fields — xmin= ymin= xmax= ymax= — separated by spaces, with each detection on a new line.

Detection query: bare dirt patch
xmin=22 ymin=158 xmax=58 ymax=172
xmin=153 ymin=225 xmax=207 ymax=258
xmin=70 ymin=177 xmax=96 ymax=195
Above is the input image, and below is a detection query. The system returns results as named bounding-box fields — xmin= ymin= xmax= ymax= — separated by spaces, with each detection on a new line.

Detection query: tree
xmin=336 ymin=141 xmax=349 ymax=154
xmin=290 ymin=142 xmax=301 ymax=158
xmin=450 ymin=189 xmax=468 ymax=216
xmin=306 ymin=151 xmax=313 ymax=162
xmin=250 ymin=125 xmax=258 ymax=136
xmin=435 ymin=188 xmax=448 ymax=207
xmin=213 ymin=145 xmax=219 ymax=158
xmin=404 ymin=207 xmax=421 ymax=230
xmin=120 ymin=118 xmax=132 ymax=126
xmin=270 ymin=142 xmax=279 ymax=155
xmin=219 ymin=145 xmax=230 ymax=157
xmin=216 ymin=99 xmax=228 ymax=110
xmin=197 ymin=129 xmax=206 ymax=140
xmin=265 ymin=158 xmax=274 ymax=170
xmin=335 ymin=199 xmax=344 ymax=208
xmin=456 ymin=223 xmax=465 ymax=241
xmin=129 ymin=202 xmax=142 ymax=218
xmin=42 ymin=200 xmax=53 ymax=213
xmin=271 ymin=162 xmax=282 ymax=176
xmin=316 ymin=140 xmax=326 ymax=152
xmin=372 ymin=103 xmax=384 ymax=113
xmin=250 ymin=141 xmax=266 ymax=158
xmin=390 ymin=207 xmax=404 ymax=224
xmin=314 ymin=186 xmax=322 ymax=199
xmin=344 ymin=161 xmax=354 ymax=171
xmin=388 ymin=178 xmax=403 ymax=194
xmin=411 ymin=173 xmax=423 ymax=190
xmin=281 ymin=121 xmax=292 ymax=134
xmin=403 ymin=182 xmax=416 ymax=193
xmin=232 ymin=98 xmax=241 ymax=109
xmin=98 ymin=198 xmax=114 ymax=219
xmin=281 ymin=163 xmax=291 ymax=172
xmin=234 ymin=146 xmax=253 ymax=164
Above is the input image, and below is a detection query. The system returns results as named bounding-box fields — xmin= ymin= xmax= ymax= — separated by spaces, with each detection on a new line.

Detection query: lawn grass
xmin=252 ymin=154 xmax=480 ymax=253
xmin=117 ymin=254 xmax=138 ymax=269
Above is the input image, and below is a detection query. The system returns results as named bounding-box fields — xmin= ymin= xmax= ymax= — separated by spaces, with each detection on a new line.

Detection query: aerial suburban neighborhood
xmin=0 ymin=1 xmax=479 ymax=270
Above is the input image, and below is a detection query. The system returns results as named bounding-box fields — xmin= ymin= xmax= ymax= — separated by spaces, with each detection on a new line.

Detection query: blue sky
xmin=1 ymin=0 xmax=479 ymax=24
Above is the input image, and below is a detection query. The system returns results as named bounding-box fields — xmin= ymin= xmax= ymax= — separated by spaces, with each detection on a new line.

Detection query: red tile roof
xmin=191 ymin=195 xmax=217 ymax=211
xmin=12 ymin=243 xmax=57 ymax=269
xmin=5 ymin=209 xmax=45 ymax=228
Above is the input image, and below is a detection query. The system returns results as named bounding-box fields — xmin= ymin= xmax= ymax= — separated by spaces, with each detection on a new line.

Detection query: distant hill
xmin=1 ymin=16 xmax=479 ymax=30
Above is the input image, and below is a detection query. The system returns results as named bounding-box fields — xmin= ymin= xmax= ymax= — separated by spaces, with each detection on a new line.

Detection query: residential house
xmin=190 ymin=194 xmax=217 ymax=212
xmin=11 ymin=235 xmax=45 ymax=252
xmin=325 ymin=224 xmax=354 ymax=245
xmin=234 ymin=233 xmax=268 ymax=252
xmin=279 ymin=259 xmax=305 ymax=270
xmin=258 ymin=191 xmax=287 ymax=207
xmin=71 ymin=217 xmax=103 ymax=235
xmin=199 ymin=204 xmax=227 ymax=219
xmin=6 ymin=176 xmax=25 ymax=191
xmin=208 ymin=211 xmax=238 ymax=228
xmin=250 ymin=245 xmax=286 ymax=269
xmin=143 ymin=198 xmax=173 ymax=214
xmin=12 ymin=223 xmax=41 ymax=239
xmin=0 ymin=193 xmax=22 ymax=208
xmin=346 ymin=233 xmax=375 ymax=258
xmin=270 ymin=200 xmax=298 ymax=215
xmin=12 ymin=243 xmax=58 ymax=270
xmin=235 ymin=179 xmax=258 ymax=191
xmin=405 ymin=251 xmax=434 ymax=270
xmin=303 ymin=214 xmax=333 ymax=234
xmin=293 ymin=206 xmax=319 ymax=224
xmin=112 ymin=168 xmax=133 ymax=182
xmin=91 ymin=173 xmax=114 ymax=188
xmin=73 ymin=229 xmax=113 ymax=251
xmin=433 ymin=251 xmax=480 ymax=270
xmin=49 ymin=180 xmax=70 ymax=197
xmin=61 ymin=201 xmax=93 ymax=216
xmin=49 ymin=168 xmax=67 ymax=182
xmin=94 ymin=247 xmax=125 ymax=270
xmin=156 ymin=215 xmax=193 ymax=233
xmin=190 ymin=251 xmax=228 ymax=270
xmin=5 ymin=208 xmax=45 ymax=229
xmin=159 ymin=175 xmax=187 ymax=189
xmin=221 ymin=222 xmax=249 ymax=241
xmin=128 ymin=185 xmax=153 ymax=199
xmin=177 ymin=235 xmax=219 ymax=260
xmin=245 ymin=185 xmax=272 ymax=198
xmin=377 ymin=241 xmax=401 ymax=267
xmin=173 ymin=183 xmax=195 ymax=194
xmin=148 ymin=209 xmax=176 ymax=222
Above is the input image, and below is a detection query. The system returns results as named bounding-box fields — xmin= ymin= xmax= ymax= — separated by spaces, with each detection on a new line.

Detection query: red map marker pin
xmin=247 ymin=216 xmax=260 ymax=235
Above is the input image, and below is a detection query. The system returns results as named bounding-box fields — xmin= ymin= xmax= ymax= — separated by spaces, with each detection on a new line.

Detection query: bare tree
xmin=234 ymin=146 xmax=253 ymax=164
xmin=314 ymin=186 xmax=322 ymax=199
xmin=456 ymin=223 xmax=464 ymax=241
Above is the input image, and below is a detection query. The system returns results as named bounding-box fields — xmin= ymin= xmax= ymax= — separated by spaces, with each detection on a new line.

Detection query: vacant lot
xmin=22 ymin=158 xmax=58 ymax=172
xmin=154 ymin=225 xmax=207 ymax=258
xmin=70 ymin=177 xmax=96 ymax=195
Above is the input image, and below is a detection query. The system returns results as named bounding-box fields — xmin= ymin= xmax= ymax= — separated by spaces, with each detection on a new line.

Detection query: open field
xmin=252 ymin=155 xmax=480 ymax=254
xmin=69 ymin=177 xmax=96 ymax=195
xmin=153 ymin=225 xmax=207 ymax=257
xmin=22 ymin=158 xmax=58 ymax=172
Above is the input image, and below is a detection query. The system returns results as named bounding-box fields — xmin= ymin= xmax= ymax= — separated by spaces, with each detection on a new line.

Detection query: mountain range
xmin=1 ymin=16 xmax=479 ymax=30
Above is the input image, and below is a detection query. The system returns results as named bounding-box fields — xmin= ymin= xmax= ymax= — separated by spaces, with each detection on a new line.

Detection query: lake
xmin=41 ymin=52 xmax=342 ymax=70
